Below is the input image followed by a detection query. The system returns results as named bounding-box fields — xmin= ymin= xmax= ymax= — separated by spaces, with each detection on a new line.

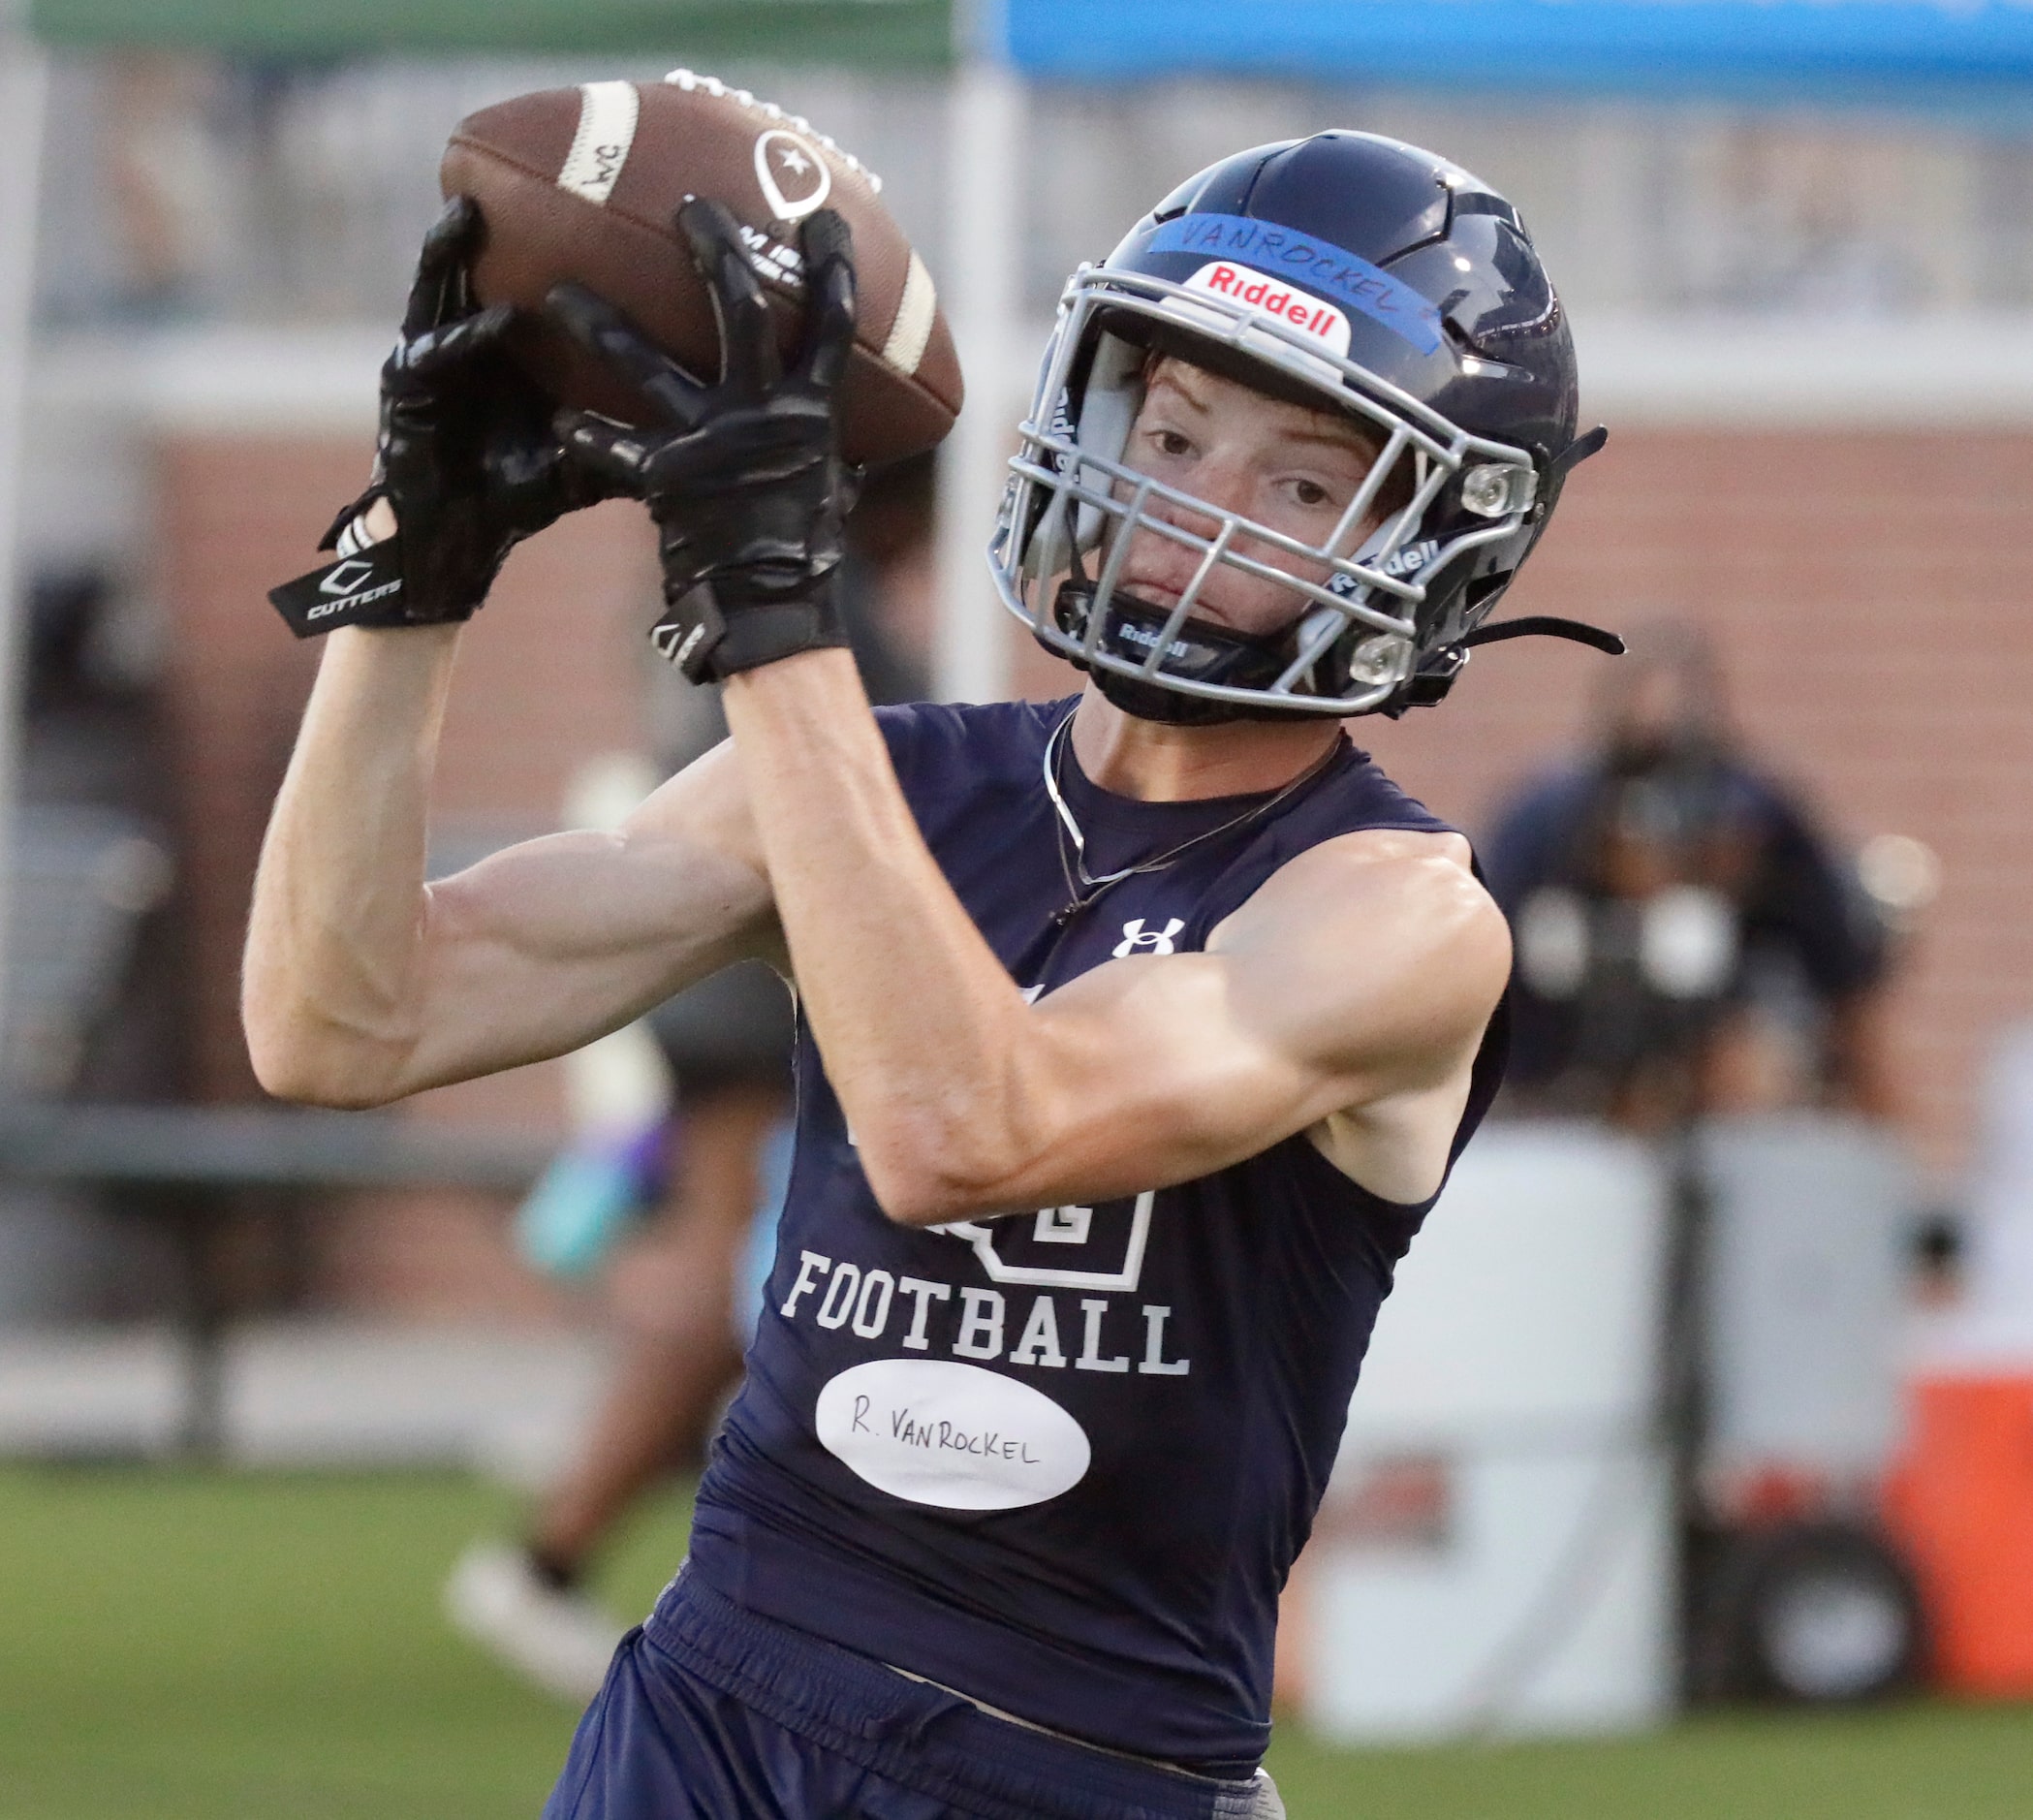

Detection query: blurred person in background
xmin=447 ymin=456 xmax=933 ymax=1702
xmin=1483 ymin=621 xmax=1897 ymax=1132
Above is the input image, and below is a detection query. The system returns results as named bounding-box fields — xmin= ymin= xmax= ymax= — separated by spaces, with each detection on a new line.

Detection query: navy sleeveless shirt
xmin=685 ymin=697 xmax=1506 ymax=1776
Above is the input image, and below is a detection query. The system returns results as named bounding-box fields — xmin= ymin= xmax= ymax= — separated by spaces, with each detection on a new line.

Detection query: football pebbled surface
xmin=442 ymin=70 xmax=962 ymax=467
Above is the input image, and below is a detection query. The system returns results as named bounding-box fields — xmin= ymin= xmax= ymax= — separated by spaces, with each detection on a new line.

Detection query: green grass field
xmin=2 ymin=1465 xmax=2031 ymax=1819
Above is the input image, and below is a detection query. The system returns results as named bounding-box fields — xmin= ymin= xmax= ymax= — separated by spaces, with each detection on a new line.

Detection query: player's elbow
xmin=857 ymin=1116 xmax=1037 ymax=1229
xmin=860 ymin=1148 xmax=987 ymax=1228
xmin=847 ymin=1062 xmax=1066 ymax=1226
xmin=242 ymin=995 xmax=407 ymax=1111
xmin=247 ymin=1040 xmax=400 ymax=1111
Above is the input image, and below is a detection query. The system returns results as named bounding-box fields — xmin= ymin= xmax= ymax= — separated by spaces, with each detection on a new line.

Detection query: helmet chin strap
xmin=1053 ymin=504 xmax=1416 ymax=724
xmin=1091 ymin=665 xmax=1294 ymax=726
xmin=1461 ymin=614 xmax=1625 ymax=656
xmin=1049 ymin=581 xmax=1323 ymax=725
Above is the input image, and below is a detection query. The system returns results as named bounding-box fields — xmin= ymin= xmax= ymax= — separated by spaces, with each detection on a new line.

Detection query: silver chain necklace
xmin=1040 ymin=711 xmax=1342 ymax=928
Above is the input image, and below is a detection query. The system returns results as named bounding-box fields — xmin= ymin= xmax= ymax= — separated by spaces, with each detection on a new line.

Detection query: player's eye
xmin=1149 ymin=428 xmax=1193 ymax=458
xmin=1288 ymin=478 xmax=1332 ymax=509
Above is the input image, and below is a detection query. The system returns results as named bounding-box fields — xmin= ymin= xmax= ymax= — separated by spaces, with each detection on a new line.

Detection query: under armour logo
xmin=1113 ymin=917 xmax=1184 ymax=957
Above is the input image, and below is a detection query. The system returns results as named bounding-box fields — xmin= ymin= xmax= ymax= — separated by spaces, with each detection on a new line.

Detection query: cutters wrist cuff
xmin=269 ymin=541 xmax=416 ymax=637
xmin=269 ymin=532 xmax=487 ymax=638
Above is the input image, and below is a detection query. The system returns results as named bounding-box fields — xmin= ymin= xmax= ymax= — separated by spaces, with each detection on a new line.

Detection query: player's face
xmin=1110 ymin=358 xmax=1390 ymax=639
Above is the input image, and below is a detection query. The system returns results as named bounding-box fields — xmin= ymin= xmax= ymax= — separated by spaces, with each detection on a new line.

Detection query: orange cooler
xmin=1886 ymin=1373 xmax=2033 ymax=1694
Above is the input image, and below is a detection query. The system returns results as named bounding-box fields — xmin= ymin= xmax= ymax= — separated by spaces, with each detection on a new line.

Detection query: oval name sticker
xmin=815 ymin=1358 xmax=1091 ymax=1511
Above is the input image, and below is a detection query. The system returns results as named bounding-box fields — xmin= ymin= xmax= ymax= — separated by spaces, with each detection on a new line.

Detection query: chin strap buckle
xmin=1461 ymin=614 xmax=1626 ymax=656
xmin=1385 ymin=613 xmax=1624 ymax=717
xmin=1548 ymin=424 xmax=1610 ymax=482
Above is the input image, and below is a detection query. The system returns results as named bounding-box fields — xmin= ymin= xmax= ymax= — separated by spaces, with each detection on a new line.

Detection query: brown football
xmin=441 ymin=71 xmax=962 ymax=467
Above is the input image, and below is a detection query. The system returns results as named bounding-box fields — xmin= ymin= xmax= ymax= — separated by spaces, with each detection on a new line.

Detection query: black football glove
xmin=545 ymin=200 xmax=859 ymax=683
xmin=269 ymin=196 xmax=613 ymax=638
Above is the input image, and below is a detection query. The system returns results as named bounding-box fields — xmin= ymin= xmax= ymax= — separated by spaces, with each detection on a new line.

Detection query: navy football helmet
xmin=991 ymin=132 xmax=1612 ymax=721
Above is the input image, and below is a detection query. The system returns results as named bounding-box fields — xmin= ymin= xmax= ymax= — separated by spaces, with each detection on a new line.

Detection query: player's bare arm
xmin=723 ymin=649 xmax=1509 ymax=1221
xmin=243 ymin=198 xmax=782 ymax=1108
xmin=243 ymin=627 xmax=776 ymax=1106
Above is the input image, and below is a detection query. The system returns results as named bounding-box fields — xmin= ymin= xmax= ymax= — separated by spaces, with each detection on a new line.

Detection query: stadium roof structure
xmin=25 ymin=0 xmax=954 ymax=65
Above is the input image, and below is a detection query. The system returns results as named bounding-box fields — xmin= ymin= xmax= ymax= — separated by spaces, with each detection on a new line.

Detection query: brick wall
xmin=161 ymin=425 xmax=2030 ymax=1314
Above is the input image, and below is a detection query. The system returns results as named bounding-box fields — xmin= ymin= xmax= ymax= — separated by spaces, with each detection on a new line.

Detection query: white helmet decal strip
xmin=1180 ymin=262 xmax=1353 ymax=358
xmin=1148 ymin=211 xmax=1443 ymax=355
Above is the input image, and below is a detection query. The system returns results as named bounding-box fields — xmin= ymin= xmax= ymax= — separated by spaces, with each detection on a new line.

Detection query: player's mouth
xmin=1122 ymin=576 xmax=1183 ymax=610
xmin=1122 ymin=574 xmax=1256 ymax=635
xmin=1124 ymin=572 xmax=1247 ymax=620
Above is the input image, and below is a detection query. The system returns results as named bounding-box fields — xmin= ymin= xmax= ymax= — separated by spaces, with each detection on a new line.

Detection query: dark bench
xmin=0 ymin=1102 xmax=555 ymax=1458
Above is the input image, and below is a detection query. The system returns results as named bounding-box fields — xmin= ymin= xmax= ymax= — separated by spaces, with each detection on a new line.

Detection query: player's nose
xmin=1155 ymin=448 xmax=1257 ymax=527
xmin=1140 ymin=469 xmax=1252 ymax=560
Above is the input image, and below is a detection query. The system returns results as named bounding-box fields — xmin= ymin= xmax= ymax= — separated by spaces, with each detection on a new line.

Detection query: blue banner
xmin=1005 ymin=1 xmax=2033 ymax=106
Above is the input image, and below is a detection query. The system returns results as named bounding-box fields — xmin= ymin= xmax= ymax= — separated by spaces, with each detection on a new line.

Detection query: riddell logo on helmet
xmin=1183 ymin=263 xmax=1352 ymax=358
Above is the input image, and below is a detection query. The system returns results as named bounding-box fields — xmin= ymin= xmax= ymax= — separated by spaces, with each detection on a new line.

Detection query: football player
xmin=246 ymin=132 xmax=1609 ymax=1820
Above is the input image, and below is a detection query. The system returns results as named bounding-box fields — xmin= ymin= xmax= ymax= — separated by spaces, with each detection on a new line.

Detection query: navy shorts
xmin=542 ymin=1572 xmax=1281 ymax=1820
